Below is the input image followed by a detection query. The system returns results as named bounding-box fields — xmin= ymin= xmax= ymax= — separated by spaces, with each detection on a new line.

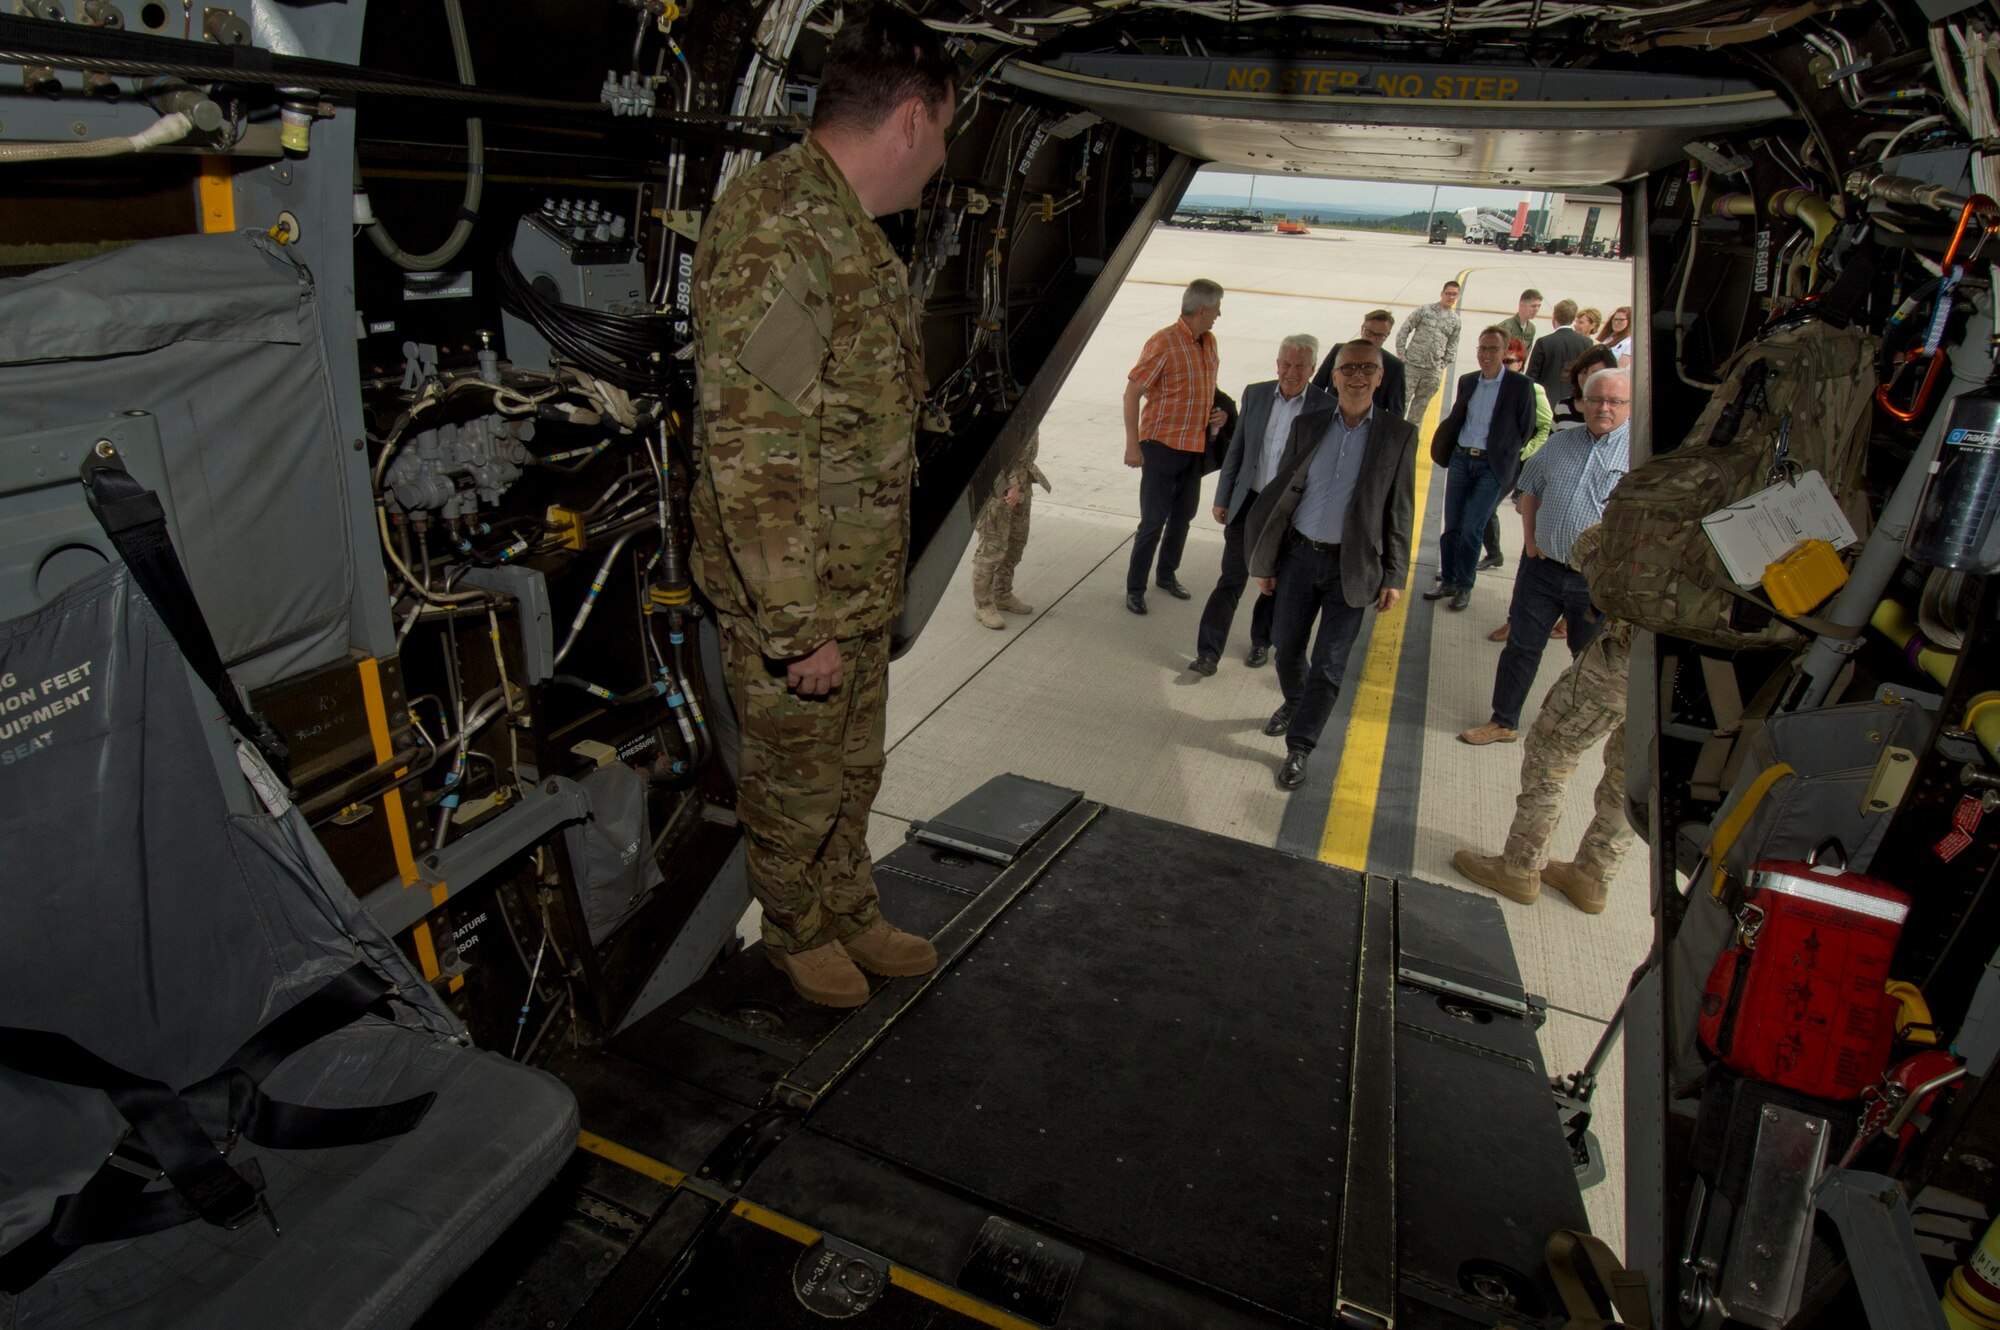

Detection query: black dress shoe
xmin=1449 ymin=589 xmax=1472 ymax=611
xmin=1189 ymin=654 xmax=1218 ymax=676
xmin=1245 ymin=644 xmax=1270 ymax=668
xmin=1126 ymin=593 xmax=1147 ymax=615
xmin=1478 ymin=553 xmax=1505 ymax=571
xmin=1278 ymin=751 xmax=1309 ymax=789
xmin=1263 ymin=702 xmax=1296 ymax=737
xmin=1422 ymin=584 xmax=1456 ymax=601
xmin=1156 ymin=578 xmax=1192 ymax=600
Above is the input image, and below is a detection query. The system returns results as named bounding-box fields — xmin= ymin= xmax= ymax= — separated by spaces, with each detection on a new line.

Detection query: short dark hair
xmin=1478 ymin=326 xmax=1508 ymax=344
xmin=1520 ymin=288 xmax=1543 ymax=302
xmin=813 ymin=4 xmax=956 ymax=132
xmin=1553 ymin=298 xmax=1578 ymax=324
xmin=1362 ymin=309 xmax=1394 ymax=329
xmin=1442 ymin=280 xmax=1462 ymax=293
xmin=1334 ymin=338 xmax=1382 ymax=362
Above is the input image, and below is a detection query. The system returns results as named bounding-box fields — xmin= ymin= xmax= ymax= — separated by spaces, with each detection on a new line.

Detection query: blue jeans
xmin=1127 ymin=440 xmax=1204 ymax=596
xmin=1490 ymin=555 xmax=1605 ymax=729
xmin=1439 ymin=449 xmax=1504 ymax=592
xmin=1270 ymin=536 xmax=1368 ymax=755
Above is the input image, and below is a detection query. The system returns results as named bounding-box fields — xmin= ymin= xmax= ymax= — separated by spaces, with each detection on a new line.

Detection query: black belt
xmin=1461 ymin=447 xmax=1487 ymax=458
xmin=1291 ymin=532 xmax=1340 ymax=554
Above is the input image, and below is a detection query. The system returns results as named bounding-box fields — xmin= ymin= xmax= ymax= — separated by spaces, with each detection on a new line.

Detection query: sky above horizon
xmin=1191 ymin=169 xmax=1555 ymax=213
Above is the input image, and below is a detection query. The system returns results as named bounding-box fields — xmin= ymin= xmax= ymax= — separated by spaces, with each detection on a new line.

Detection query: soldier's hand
xmin=1255 ymin=577 xmax=1276 ymax=595
xmin=1004 ymin=483 xmax=1021 ymax=507
xmin=1208 ymin=407 xmax=1228 ymax=429
xmin=1375 ymin=587 xmax=1401 ymax=613
xmin=1124 ymin=441 xmax=1143 ymax=469
xmin=787 ymin=640 xmax=844 ymax=697
xmin=1211 ymin=505 xmax=1227 ymax=524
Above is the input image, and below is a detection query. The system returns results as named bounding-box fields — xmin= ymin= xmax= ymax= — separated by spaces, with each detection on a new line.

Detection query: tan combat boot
xmin=975 ymin=604 xmax=1006 ymax=629
xmin=1542 ymin=860 xmax=1609 ymax=915
xmin=841 ymin=918 xmax=938 ymax=977
xmin=994 ymin=592 xmax=1034 ymax=615
xmin=1452 ymin=850 xmax=1541 ymax=905
xmin=768 ymin=939 xmax=870 ymax=1007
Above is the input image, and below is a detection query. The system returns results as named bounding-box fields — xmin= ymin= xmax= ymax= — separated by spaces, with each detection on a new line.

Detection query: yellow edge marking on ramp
xmin=1318 ymin=269 xmax=1467 ymax=870
xmin=577 ymin=1131 xmax=686 ymax=1187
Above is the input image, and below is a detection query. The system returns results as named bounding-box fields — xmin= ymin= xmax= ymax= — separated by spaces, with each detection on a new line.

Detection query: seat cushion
xmin=3 ymin=1023 xmax=577 ymax=1330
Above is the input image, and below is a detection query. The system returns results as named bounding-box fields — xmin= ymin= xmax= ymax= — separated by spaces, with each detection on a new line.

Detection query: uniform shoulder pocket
xmin=739 ymin=263 xmax=831 ymax=408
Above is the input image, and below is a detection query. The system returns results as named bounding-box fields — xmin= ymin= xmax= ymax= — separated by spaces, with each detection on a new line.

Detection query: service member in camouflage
xmin=1494 ymin=288 xmax=1543 ymax=356
xmin=1451 ymin=525 xmax=1636 ymax=914
xmin=690 ymin=4 xmax=954 ymax=1007
xmin=1395 ymin=279 xmax=1463 ymax=427
xmin=971 ymin=430 xmax=1050 ymax=629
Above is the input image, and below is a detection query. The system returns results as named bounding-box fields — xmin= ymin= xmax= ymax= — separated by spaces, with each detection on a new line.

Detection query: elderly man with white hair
xmin=1459 ymin=367 xmax=1633 ymax=747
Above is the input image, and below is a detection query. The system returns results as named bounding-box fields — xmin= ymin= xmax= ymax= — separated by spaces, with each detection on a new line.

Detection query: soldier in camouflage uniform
xmin=1452 ymin=526 xmax=1636 ymax=914
xmin=971 ymin=431 xmax=1050 ymax=629
xmin=690 ymin=5 xmax=954 ymax=1007
xmin=1395 ymin=279 xmax=1463 ymax=427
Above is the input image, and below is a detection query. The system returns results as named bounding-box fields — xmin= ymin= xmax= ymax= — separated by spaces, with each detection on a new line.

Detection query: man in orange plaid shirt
xmin=1122 ymin=278 xmax=1226 ymax=615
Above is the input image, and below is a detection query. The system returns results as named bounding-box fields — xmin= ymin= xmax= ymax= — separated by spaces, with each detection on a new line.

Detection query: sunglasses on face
xmin=1332 ymin=364 xmax=1381 ymax=377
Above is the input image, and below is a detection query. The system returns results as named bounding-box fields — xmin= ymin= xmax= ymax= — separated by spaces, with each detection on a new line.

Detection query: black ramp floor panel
xmin=810 ymin=808 xmax=1365 ymax=1325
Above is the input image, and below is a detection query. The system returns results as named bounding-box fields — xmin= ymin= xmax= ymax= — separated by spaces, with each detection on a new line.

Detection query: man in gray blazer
xmin=1191 ymin=335 xmax=1330 ymax=675
xmin=1246 ymin=339 xmax=1418 ymax=789
xmin=1523 ymin=298 xmax=1595 ymax=411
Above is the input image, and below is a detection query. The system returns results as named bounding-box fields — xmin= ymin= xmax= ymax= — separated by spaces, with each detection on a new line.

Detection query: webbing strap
xmin=78 ymin=447 xmax=291 ymax=787
xmin=0 ymin=964 xmax=435 ymax=1293
xmin=1708 ymin=763 xmax=1798 ymax=899
xmin=1547 ymin=1228 xmax=1652 ymax=1328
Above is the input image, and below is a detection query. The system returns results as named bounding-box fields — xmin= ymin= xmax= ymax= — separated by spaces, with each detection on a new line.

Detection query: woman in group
xmin=1574 ymin=306 xmax=1602 ymax=339
xmin=1599 ymin=305 xmax=1634 ymax=366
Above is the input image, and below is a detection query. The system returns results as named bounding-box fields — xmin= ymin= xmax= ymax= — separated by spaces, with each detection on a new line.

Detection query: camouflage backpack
xmin=1587 ymin=320 xmax=1878 ymax=649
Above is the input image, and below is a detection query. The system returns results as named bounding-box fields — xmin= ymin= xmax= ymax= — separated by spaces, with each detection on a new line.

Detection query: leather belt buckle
xmin=1464 ymin=448 xmax=1487 ymax=457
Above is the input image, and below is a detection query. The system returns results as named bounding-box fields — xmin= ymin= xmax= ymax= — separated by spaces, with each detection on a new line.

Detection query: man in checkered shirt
xmin=1122 ymin=279 xmax=1227 ymax=615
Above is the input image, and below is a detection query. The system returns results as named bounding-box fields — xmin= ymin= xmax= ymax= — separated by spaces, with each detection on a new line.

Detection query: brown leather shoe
xmin=975 ymin=604 xmax=1005 ymax=629
xmin=768 ymin=940 xmax=870 ymax=1008
xmin=1452 ymin=850 xmax=1540 ymax=905
xmin=1458 ymin=722 xmax=1520 ymax=746
xmin=1488 ymin=623 xmax=1510 ymax=642
xmin=840 ymin=918 xmax=938 ymax=977
xmin=994 ymin=593 xmax=1034 ymax=615
xmin=1542 ymin=860 xmax=1609 ymax=914
xmin=1551 ymin=617 xmax=1569 ymax=640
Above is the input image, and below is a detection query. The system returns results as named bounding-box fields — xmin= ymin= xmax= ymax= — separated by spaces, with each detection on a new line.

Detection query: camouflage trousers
xmin=720 ymin=619 xmax=889 ymax=952
xmin=971 ymin=487 xmax=1032 ymax=607
xmin=1502 ymin=627 xmax=1635 ymax=883
xmin=1405 ymin=364 xmax=1446 ymax=426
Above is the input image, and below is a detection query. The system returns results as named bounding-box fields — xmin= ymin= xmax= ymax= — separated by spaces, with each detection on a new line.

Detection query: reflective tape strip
xmin=1752 ymin=870 xmax=1908 ymax=924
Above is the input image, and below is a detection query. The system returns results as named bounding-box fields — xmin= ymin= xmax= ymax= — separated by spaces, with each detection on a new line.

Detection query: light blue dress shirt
xmin=1292 ymin=408 xmax=1372 ymax=545
xmin=1459 ymin=372 xmax=1503 ymax=452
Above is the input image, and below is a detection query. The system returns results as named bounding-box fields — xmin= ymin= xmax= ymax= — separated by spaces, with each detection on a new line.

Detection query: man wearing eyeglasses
xmin=1460 ymin=368 xmax=1633 ymax=746
xmin=1245 ymin=340 xmax=1417 ymax=790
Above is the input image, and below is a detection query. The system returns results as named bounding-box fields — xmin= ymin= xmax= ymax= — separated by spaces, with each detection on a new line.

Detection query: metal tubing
xmin=1784 ymin=291 xmax=1997 ymax=711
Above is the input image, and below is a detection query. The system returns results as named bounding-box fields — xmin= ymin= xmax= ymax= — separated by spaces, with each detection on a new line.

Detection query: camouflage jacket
xmin=1395 ymin=301 xmax=1462 ymax=371
xmin=1004 ymin=430 xmax=1051 ymax=494
xmin=1496 ymin=313 xmax=1537 ymax=353
xmin=689 ymin=136 xmax=925 ymax=658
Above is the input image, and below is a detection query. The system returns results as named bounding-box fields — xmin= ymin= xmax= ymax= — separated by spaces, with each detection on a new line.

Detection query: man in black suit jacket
xmin=1523 ymin=298 xmax=1595 ymax=411
xmin=1311 ymin=309 xmax=1406 ymax=417
xmin=1424 ymin=327 xmax=1536 ymax=611
xmin=1246 ymin=339 xmax=1417 ymax=790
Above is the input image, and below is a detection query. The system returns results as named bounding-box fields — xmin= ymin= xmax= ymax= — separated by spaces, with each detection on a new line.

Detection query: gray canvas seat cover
xmin=0 ymin=567 xmax=577 ymax=1329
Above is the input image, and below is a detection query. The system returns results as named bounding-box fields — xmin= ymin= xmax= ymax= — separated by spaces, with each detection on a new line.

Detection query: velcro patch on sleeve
xmin=739 ymin=264 xmax=830 ymax=408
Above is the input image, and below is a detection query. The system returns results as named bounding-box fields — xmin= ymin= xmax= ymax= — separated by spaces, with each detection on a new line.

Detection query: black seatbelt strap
xmin=0 ymin=964 xmax=435 ymax=1293
xmin=78 ymin=444 xmax=292 ymax=787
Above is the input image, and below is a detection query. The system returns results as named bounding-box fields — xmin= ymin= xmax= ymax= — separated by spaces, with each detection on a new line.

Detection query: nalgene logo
xmin=1948 ymin=428 xmax=2000 ymax=449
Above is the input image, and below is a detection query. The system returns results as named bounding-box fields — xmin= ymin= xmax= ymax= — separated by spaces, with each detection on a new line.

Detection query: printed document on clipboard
xmin=1699 ymin=471 xmax=1857 ymax=587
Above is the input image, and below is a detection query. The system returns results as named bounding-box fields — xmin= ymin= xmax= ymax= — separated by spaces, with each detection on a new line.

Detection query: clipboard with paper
xmin=1699 ymin=470 xmax=1858 ymax=588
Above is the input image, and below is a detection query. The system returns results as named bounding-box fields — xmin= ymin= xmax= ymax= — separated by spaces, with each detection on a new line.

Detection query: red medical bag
xmin=1698 ymin=854 xmax=1910 ymax=1101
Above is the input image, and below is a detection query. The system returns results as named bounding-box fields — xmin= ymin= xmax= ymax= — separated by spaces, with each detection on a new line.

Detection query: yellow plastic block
xmin=1762 ymin=538 xmax=1848 ymax=618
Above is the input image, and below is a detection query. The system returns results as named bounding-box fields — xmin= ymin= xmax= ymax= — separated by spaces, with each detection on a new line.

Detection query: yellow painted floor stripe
xmin=577 ymin=1131 xmax=686 ymax=1187
xmin=728 ymin=1199 xmax=1039 ymax=1328
xmin=1318 ymin=269 xmax=1468 ymax=869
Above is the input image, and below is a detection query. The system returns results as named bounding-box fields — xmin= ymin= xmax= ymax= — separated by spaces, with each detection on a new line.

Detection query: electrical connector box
xmin=545 ymin=505 xmax=586 ymax=552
